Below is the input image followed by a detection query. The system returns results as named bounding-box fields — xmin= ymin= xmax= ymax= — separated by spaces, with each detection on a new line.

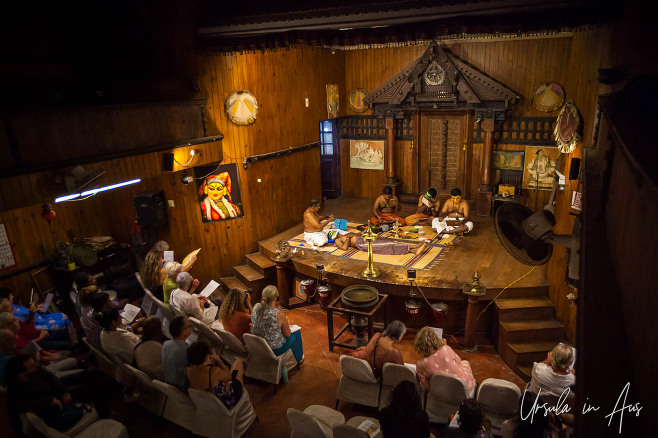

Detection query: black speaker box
xmin=134 ymin=190 xmax=168 ymax=227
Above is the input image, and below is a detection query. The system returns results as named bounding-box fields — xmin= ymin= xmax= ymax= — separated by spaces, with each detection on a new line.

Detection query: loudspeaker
xmin=134 ymin=190 xmax=168 ymax=227
xmin=569 ymin=158 xmax=581 ymax=180
xmin=162 ymin=153 xmax=174 ymax=171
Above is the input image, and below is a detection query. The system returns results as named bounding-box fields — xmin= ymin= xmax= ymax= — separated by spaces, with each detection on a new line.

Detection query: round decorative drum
xmin=225 ymin=90 xmax=258 ymax=125
xmin=347 ymin=88 xmax=369 ymax=113
xmin=341 ymin=284 xmax=379 ymax=307
xmin=554 ymin=100 xmax=581 ymax=154
xmin=299 ymin=279 xmax=316 ymax=299
xmin=317 ymin=285 xmax=332 ymax=300
xmin=533 ymin=82 xmax=565 ymax=112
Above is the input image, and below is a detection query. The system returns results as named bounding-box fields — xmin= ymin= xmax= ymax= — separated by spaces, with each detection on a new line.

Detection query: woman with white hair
xmin=162 ymin=261 xmax=199 ymax=304
xmin=529 ymin=343 xmax=575 ymax=396
xmin=353 ymin=320 xmax=406 ymax=378
xmin=170 ymin=272 xmax=218 ymax=325
xmin=251 ymin=286 xmax=303 ymax=364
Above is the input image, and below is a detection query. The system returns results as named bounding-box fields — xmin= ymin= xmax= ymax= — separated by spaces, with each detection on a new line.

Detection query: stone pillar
xmin=476 ymin=118 xmax=495 ymax=216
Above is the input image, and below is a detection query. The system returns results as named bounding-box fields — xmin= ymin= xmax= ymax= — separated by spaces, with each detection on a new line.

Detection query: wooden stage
xmin=258 ymin=197 xmax=548 ymax=336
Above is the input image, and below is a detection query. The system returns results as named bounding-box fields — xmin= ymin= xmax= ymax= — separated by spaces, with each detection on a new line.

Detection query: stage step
xmin=219 ymin=276 xmax=248 ymax=294
xmin=491 ymin=286 xmax=549 ymax=299
xmin=517 ymin=365 xmax=533 ymax=380
xmin=246 ymin=252 xmax=275 ymax=275
xmin=505 ymin=341 xmax=560 ymax=371
xmin=495 ymin=297 xmax=555 ymax=321
xmin=499 ymin=319 xmax=564 ymax=343
xmin=234 ymin=265 xmax=264 ymax=284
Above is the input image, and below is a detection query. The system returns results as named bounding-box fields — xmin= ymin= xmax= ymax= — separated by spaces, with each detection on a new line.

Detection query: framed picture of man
xmin=522 ymin=146 xmax=560 ymax=190
xmin=194 ymin=163 xmax=244 ymax=222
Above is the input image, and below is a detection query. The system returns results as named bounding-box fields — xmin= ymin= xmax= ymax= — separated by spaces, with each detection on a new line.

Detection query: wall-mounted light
xmin=55 ymin=178 xmax=141 ymax=203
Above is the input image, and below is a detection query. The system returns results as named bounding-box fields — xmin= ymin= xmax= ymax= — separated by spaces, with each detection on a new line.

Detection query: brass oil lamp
xmin=361 ymin=220 xmax=380 ymax=278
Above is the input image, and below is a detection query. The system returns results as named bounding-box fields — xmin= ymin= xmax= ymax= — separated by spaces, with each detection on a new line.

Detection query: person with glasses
xmin=162 ymin=316 xmax=192 ymax=389
xmin=251 ymin=286 xmax=303 ymax=371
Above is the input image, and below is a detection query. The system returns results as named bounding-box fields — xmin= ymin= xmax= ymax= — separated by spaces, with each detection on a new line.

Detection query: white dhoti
xmin=304 ymin=230 xmax=329 ymax=247
xmin=432 ymin=217 xmax=474 ymax=234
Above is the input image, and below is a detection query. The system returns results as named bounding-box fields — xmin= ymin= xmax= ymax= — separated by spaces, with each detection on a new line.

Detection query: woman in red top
xmin=218 ymin=289 xmax=252 ymax=343
xmin=353 ymin=320 xmax=406 ymax=378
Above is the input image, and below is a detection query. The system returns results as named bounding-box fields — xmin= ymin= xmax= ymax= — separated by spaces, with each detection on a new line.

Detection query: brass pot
xmin=341 ymin=284 xmax=379 ymax=307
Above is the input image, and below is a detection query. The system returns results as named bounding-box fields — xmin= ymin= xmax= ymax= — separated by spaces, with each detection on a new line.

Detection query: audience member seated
xmin=5 ymin=354 xmax=84 ymax=432
xmin=186 ymin=341 xmax=245 ymax=410
xmin=353 ymin=320 xmax=406 ymax=378
xmin=81 ymin=292 xmax=111 ymax=349
xmin=501 ymin=391 xmax=561 ymax=438
xmin=0 ymin=288 xmax=71 ymax=351
xmin=140 ymin=240 xmax=170 ymax=302
xmin=74 ymin=271 xmax=119 ymax=305
xmin=414 ymin=326 xmax=476 ymax=392
xmin=162 ymin=316 xmax=192 ymax=390
xmin=163 ymin=262 xmax=181 ymax=304
xmin=379 ymin=380 xmax=430 ymax=438
xmin=77 ymin=285 xmax=98 ymax=317
xmin=446 ymin=399 xmax=491 ymax=438
xmin=98 ymin=309 xmax=141 ymax=363
xmin=219 ymin=289 xmax=253 ymax=344
xmin=134 ymin=316 xmax=166 ymax=380
xmin=251 ymin=286 xmax=303 ymax=363
xmin=171 ymin=272 xmax=218 ymax=325
xmin=528 ymin=343 xmax=575 ymax=397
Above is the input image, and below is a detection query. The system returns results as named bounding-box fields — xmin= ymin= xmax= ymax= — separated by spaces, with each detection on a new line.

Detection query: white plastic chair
xmin=151 ymin=379 xmax=197 ymax=431
xmin=189 ymin=316 xmax=224 ymax=356
xmin=21 ymin=409 xmax=128 ymax=438
xmin=214 ymin=327 xmax=249 ymax=364
xmin=188 ymin=387 xmax=257 ymax=438
xmin=82 ymin=337 xmax=117 ymax=379
xmin=287 ymin=405 xmax=345 ymax=438
xmin=335 ymin=355 xmax=381 ymax=409
xmin=243 ymin=333 xmax=297 ymax=389
xmin=379 ymin=363 xmax=422 ymax=408
xmin=476 ymin=378 xmax=521 ymax=435
xmin=333 ymin=416 xmax=380 ymax=438
xmin=424 ymin=373 xmax=475 ymax=424
xmin=123 ymin=364 xmax=167 ymax=416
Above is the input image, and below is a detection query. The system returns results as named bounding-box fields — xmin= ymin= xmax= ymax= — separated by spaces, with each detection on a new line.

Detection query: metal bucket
xmin=341 ymin=285 xmax=379 ymax=308
xmin=317 ymin=284 xmax=331 ymax=300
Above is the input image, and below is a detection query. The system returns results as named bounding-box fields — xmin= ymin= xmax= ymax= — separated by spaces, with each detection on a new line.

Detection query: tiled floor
xmin=122 ymin=303 xmax=526 ymax=437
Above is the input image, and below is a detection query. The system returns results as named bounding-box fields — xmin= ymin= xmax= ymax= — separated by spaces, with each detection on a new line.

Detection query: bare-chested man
xmin=405 ymin=187 xmax=439 ymax=226
xmin=334 ymin=232 xmax=427 ymax=255
xmin=303 ymin=199 xmax=334 ymax=247
xmin=432 ymin=188 xmax=474 ymax=234
xmin=371 ymin=186 xmax=406 ymax=226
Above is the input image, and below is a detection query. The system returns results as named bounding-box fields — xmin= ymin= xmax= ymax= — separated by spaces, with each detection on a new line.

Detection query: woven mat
xmin=286 ymin=222 xmax=456 ymax=270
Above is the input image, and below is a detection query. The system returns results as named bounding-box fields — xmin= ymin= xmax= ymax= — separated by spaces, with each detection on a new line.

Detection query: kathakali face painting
xmin=451 ymin=196 xmax=462 ymax=205
xmin=196 ymin=165 xmax=244 ymax=223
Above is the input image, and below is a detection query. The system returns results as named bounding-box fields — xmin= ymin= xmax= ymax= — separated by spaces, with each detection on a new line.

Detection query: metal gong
xmin=341 ymin=285 xmax=379 ymax=307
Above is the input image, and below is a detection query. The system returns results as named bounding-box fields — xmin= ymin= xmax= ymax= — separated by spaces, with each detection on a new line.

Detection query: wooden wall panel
xmin=341 ymin=28 xmax=611 ymax=212
xmin=1 ymin=46 xmax=340 ymax=302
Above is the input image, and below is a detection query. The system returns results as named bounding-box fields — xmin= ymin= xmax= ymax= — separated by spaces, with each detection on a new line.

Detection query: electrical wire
xmin=476 ymin=265 xmax=537 ymax=320
xmin=174 ymin=154 xmax=195 ymax=167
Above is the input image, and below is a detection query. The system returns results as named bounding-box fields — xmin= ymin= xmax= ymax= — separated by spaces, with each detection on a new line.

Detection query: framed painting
xmin=326 ymin=84 xmax=339 ymax=119
xmin=522 ymin=146 xmax=560 ymax=190
xmin=194 ymin=163 xmax=244 ymax=223
xmin=493 ymin=150 xmax=524 ymax=171
xmin=350 ymin=139 xmax=384 ymax=170
xmin=347 ymin=88 xmax=369 ymax=113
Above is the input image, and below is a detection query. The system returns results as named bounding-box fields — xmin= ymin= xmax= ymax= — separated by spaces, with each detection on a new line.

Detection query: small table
xmin=326 ymin=293 xmax=388 ymax=351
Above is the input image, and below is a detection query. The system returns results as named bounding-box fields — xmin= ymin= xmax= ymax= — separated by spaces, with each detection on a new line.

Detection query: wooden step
xmin=234 ymin=265 xmax=264 ymax=284
xmin=499 ymin=319 xmax=564 ymax=344
xmin=491 ymin=286 xmax=549 ymax=299
xmin=219 ymin=276 xmax=248 ymax=294
xmin=508 ymin=341 xmax=559 ymax=367
xmin=517 ymin=365 xmax=533 ymax=381
xmin=496 ymin=297 xmax=555 ymax=321
xmin=246 ymin=252 xmax=275 ymax=275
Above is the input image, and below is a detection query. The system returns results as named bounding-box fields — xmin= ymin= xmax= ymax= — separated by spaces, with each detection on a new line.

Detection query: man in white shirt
xmin=170 ymin=272 xmax=218 ymax=326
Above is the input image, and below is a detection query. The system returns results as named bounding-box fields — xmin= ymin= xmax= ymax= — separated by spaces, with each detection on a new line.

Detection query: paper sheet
xmin=199 ymin=280 xmax=219 ymax=298
xmin=432 ymin=327 xmax=443 ymax=339
xmin=163 ymin=251 xmax=174 ymax=262
xmin=40 ymin=293 xmax=54 ymax=313
xmin=290 ymin=324 xmax=301 ymax=332
xmin=121 ymin=304 xmax=141 ymax=323
xmin=358 ymin=419 xmax=381 ymax=437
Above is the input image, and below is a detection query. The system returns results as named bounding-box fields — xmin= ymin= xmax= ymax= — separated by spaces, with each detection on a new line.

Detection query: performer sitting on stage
xmin=333 ymin=232 xmax=428 ymax=255
xmin=432 ymin=187 xmax=474 ymax=234
xmin=371 ymin=186 xmax=406 ymax=226
xmin=405 ymin=187 xmax=439 ymax=226
xmin=303 ymin=199 xmax=334 ymax=248
xmin=353 ymin=320 xmax=406 ymax=378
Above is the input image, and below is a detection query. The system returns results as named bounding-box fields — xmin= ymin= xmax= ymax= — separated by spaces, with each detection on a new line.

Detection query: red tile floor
xmin=121 ymin=303 xmax=525 ymax=437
